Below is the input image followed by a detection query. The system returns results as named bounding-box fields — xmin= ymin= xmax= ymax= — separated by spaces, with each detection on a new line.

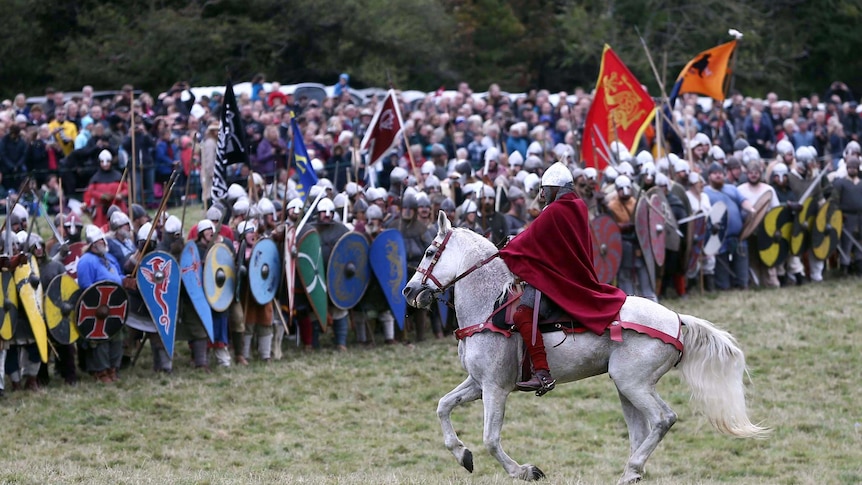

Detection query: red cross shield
xmin=76 ymin=280 xmax=128 ymax=340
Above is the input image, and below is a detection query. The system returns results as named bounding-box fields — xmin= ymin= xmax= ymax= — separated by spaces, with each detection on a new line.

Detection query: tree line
xmin=1 ymin=0 xmax=860 ymax=100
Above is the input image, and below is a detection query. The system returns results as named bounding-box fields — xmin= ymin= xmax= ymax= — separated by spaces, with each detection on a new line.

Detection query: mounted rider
xmin=499 ymin=162 xmax=627 ymax=395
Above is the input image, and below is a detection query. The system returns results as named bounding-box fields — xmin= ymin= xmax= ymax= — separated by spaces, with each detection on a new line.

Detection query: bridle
xmin=416 ymin=229 xmax=500 ymax=295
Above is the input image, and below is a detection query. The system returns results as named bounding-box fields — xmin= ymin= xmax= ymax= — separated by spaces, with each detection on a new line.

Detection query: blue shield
xmin=180 ymin=242 xmax=214 ymax=343
xmin=369 ymin=229 xmax=407 ymax=330
xmin=327 ymin=232 xmax=371 ymax=310
xmin=137 ymin=251 xmax=181 ymax=358
xmin=250 ymin=238 xmax=281 ymax=305
xmin=204 ymin=242 xmax=235 ymax=312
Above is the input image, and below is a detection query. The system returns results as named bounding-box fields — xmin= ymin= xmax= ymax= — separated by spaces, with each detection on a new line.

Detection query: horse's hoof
xmin=618 ymin=473 xmax=642 ymax=484
xmin=461 ymin=449 xmax=473 ymax=473
xmin=521 ymin=464 xmax=545 ymax=481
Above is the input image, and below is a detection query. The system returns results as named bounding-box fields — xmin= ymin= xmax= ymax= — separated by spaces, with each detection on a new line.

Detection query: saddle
xmin=488 ymin=287 xmax=590 ymax=336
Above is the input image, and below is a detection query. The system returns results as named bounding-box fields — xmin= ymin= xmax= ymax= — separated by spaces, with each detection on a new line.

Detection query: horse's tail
xmin=677 ymin=314 xmax=770 ymax=439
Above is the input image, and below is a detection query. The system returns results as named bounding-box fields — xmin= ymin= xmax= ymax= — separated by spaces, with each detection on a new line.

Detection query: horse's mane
xmin=449 ymin=227 xmax=518 ymax=304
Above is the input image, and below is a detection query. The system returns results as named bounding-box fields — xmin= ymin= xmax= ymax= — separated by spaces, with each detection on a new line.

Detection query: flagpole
xmin=129 ymin=88 xmax=137 ymax=212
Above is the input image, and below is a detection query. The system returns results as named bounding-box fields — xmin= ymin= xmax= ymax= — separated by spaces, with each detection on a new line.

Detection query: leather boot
xmin=704 ymin=274 xmax=716 ymax=292
xmin=24 ymin=376 xmax=40 ymax=391
xmin=109 ymin=368 xmax=120 ymax=382
xmin=511 ymin=305 xmax=555 ymax=396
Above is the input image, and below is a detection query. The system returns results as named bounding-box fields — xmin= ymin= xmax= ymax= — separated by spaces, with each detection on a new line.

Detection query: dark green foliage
xmin=0 ymin=0 xmax=860 ymax=99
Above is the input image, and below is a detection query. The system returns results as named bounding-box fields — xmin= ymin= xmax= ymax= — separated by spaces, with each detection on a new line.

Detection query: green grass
xmin=3 ymin=270 xmax=862 ymax=484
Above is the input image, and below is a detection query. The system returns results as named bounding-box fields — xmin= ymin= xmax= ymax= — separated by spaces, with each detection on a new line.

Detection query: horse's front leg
xmin=438 ymin=376 xmax=482 ymax=472
xmin=482 ymin=385 xmax=545 ymax=481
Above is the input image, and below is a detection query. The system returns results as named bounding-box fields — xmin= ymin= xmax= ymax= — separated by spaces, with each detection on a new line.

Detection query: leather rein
xmin=416 ymin=230 xmax=500 ymax=306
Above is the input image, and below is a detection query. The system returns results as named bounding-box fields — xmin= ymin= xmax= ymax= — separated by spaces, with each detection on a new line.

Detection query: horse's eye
xmin=425 ymin=249 xmax=434 ymax=258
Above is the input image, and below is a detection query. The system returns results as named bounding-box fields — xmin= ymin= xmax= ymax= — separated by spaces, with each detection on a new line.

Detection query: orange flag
xmin=672 ymin=40 xmax=737 ymax=101
xmin=581 ymin=45 xmax=656 ymax=170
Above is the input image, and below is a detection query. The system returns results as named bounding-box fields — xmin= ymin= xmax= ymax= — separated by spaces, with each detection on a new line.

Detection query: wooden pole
xmin=132 ymin=170 xmax=180 ymax=277
xmin=129 ymin=89 xmax=137 ymax=211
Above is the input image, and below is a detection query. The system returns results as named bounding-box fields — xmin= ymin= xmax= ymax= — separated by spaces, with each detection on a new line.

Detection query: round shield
xmin=812 ymin=202 xmax=843 ymax=261
xmin=686 ymin=217 xmax=708 ymax=276
xmin=647 ymin=186 xmax=679 ymax=252
xmin=740 ymin=191 xmax=773 ymax=241
xmin=62 ymin=242 xmax=87 ymax=279
xmin=757 ymin=205 xmax=793 ymax=268
xmin=327 ymin=232 xmax=371 ymax=310
xmin=648 ymin=194 xmax=666 ymax=267
xmin=0 ymin=271 xmax=16 ymax=341
xmin=590 ymin=215 xmax=622 ymax=284
xmin=790 ymin=198 xmax=818 ymax=256
xmin=634 ymin=195 xmax=655 ymax=292
xmin=76 ymin=280 xmax=128 ymax=340
xmin=250 ymin=238 xmax=282 ymax=305
xmin=44 ymin=274 xmax=82 ymax=345
xmin=204 ymin=242 xmax=236 ymax=312
xmin=703 ymin=202 xmax=727 ymax=256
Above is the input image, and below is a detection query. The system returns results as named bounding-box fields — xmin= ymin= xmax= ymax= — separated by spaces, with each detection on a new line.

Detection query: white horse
xmin=402 ymin=211 xmax=768 ymax=484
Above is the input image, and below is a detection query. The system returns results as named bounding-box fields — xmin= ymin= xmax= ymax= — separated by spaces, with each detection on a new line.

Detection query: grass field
xmin=3 ymin=258 xmax=861 ymax=484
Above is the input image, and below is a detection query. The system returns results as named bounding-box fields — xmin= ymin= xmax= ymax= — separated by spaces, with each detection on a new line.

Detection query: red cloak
xmin=499 ymin=192 xmax=626 ymax=335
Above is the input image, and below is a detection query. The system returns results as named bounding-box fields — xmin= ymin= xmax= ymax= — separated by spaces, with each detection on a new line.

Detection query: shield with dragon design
xmin=137 ymin=251 xmax=180 ymax=358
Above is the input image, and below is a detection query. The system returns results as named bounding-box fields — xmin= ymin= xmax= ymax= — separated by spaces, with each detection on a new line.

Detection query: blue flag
xmin=291 ymin=116 xmax=318 ymax=201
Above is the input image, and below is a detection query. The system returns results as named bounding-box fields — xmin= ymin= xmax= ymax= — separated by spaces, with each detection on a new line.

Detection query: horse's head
xmin=403 ymin=210 xmax=459 ymax=309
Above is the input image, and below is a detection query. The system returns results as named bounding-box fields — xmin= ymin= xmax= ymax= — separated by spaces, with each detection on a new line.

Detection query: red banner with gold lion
xmin=581 ymin=45 xmax=656 ymax=171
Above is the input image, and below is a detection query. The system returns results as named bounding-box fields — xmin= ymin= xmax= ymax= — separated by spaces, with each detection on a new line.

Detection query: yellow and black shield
xmin=812 ymin=202 xmax=843 ymax=261
xmin=757 ymin=205 xmax=793 ymax=268
xmin=44 ymin=274 xmax=82 ymax=345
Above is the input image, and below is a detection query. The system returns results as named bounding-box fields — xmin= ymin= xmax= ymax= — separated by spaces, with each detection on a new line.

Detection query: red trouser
xmin=512 ymin=305 xmax=549 ymax=372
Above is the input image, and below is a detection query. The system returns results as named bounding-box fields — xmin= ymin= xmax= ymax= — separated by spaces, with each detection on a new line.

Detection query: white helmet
xmin=109 ymin=211 xmax=131 ymax=230
xmin=164 ymin=215 xmax=182 ymax=235
xmin=694 ymin=132 xmax=711 ymax=146
xmin=287 ymin=198 xmax=304 ymax=213
xmin=617 ymin=161 xmax=635 ymax=177
xmin=85 ymin=225 xmax=105 ymax=244
xmin=420 ymin=161 xmax=435 ymax=175
xmin=317 ymin=197 xmax=335 ymax=215
xmin=709 ymin=145 xmax=726 ymax=161
xmin=232 ymin=197 xmax=249 ymax=216
xmin=583 ymin=167 xmax=598 ymax=182
xmin=526 ymin=141 xmax=543 ymax=156
xmin=484 ymin=146 xmax=500 ymax=162
xmin=523 ymin=172 xmax=541 ymax=195
xmin=656 ymin=157 xmax=670 ymax=174
xmin=344 ymin=182 xmax=359 ymax=196
xmin=635 ymin=150 xmax=654 ymax=167
xmin=365 ymin=204 xmax=383 ymax=220
xmin=614 ymin=175 xmax=633 ymax=196
xmin=237 ymin=220 xmax=257 ymax=235
xmin=197 ymin=219 xmax=214 ymax=234
xmin=796 ymin=146 xmax=814 ymax=164
xmin=742 ymin=146 xmax=761 ymax=164
xmin=390 ymin=166 xmax=408 ymax=182
xmin=311 ymin=158 xmax=324 ymax=173
xmin=317 ymin=178 xmax=334 ymax=191
xmin=333 ymin=193 xmax=348 ymax=209
xmin=776 ymin=139 xmax=794 ymax=156
xmin=845 ymin=141 xmax=861 ymax=159
xmin=603 ymin=166 xmax=618 ymax=184
xmin=137 ymin=222 xmax=153 ymax=242
xmin=673 ymin=158 xmax=690 ymax=175
xmin=772 ymin=163 xmax=789 ymax=178
xmin=640 ymin=162 xmax=656 ymax=178
xmin=257 ymin=197 xmax=275 ymax=216
xmin=462 ymin=200 xmax=478 ymax=214
xmin=480 ymin=185 xmax=495 ymax=199
xmin=227 ymin=183 xmax=246 ymax=201
xmin=540 ymin=162 xmax=573 ymax=187
xmin=508 ymin=151 xmax=524 ymax=167
xmin=655 ymin=173 xmax=670 ymax=188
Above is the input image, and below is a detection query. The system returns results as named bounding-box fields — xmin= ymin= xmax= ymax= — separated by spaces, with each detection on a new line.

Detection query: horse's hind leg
xmin=610 ymin=347 xmax=678 ymax=484
xmin=481 ymin=385 xmax=545 ymax=481
xmin=438 ymin=377 xmax=482 ymax=473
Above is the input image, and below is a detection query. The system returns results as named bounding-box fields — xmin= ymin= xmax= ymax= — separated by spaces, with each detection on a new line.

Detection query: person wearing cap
xmin=831 ymin=155 xmax=862 ymax=275
xmin=353 ymin=204 xmax=397 ymax=346
xmin=606 ymin=174 xmax=658 ymax=302
xmin=334 ymin=73 xmax=351 ymax=97
xmin=704 ymin=162 xmax=753 ymax=291
xmin=82 ymin=149 xmax=127 ymax=228
xmin=499 ymin=162 xmax=627 ymax=396
xmin=106 ymin=211 xmax=137 ymax=268
xmin=309 ymin=197 xmax=351 ymax=350
xmin=77 ymin=225 xmax=130 ymax=383
xmin=233 ymin=220 xmax=273 ymax=363
xmin=504 ymin=185 xmax=527 ymax=235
